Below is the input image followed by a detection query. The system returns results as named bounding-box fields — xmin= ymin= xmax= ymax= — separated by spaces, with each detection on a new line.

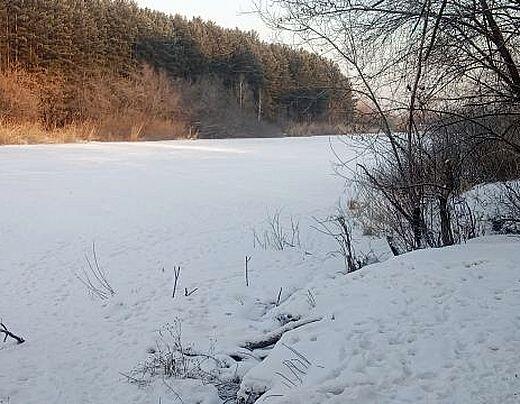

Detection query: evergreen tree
xmin=0 ymin=0 xmax=354 ymax=127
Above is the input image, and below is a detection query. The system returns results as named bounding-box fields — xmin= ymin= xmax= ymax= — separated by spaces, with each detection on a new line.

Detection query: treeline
xmin=0 ymin=0 xmax=354 ymax=143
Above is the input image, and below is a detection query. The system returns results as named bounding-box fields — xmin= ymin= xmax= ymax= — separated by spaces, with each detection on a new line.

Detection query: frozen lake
xmin=0 ymin=136 xmax=351 ymax=403
xmin=2 ymin=137 xmax=516 ymax=404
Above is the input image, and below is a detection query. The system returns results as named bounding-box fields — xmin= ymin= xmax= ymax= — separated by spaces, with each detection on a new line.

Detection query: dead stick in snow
xmin=184 ymin=287 xmax=198 ymax=297
xmin=172 ymin=266 xmax=181 ymax=298
xmin=245 ymin=255 xmax=252 ymax=287
xmin=0 ymin=322 xmax=25 ymax=344
xmin=241 ymin=316 xmax=322 ymax=350
xmin=275 ymin=287 xmax=283 ymax=306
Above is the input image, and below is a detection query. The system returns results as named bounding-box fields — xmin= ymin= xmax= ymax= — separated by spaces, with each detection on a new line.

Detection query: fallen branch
xmin=184 ymin=287 xmax=198 ymax=297
xmin=240 ymin=316 xmax=322 ymax=351
xmin=0 ymin=322 xmax=25 ymax=344
xmin=227 ymin=349 xmax=260 ymax=362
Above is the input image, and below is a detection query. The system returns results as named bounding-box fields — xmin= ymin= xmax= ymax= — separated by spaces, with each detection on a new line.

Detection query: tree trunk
xmin=438 ymin=195 xmax=454 ymax=247
xmin=411 ymin=206 xmax=423 ymax=249
xmin=257 ymin=88 xmax=262 ymax=122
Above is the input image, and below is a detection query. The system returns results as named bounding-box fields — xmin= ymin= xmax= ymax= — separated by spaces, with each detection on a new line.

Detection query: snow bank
xmin=239 ymin=236 xmax=520 ymax=403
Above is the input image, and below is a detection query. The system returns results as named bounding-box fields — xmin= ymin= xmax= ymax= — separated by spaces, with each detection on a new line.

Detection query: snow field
xmin=0 ymin=137 xmax=518 ymax=403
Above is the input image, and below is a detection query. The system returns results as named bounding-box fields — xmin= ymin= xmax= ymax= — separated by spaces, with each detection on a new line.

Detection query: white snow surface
xmin=0 ymin=137 xmax=519 ymax=404
xmin=239 ymin=236 xmax=520 ymax=403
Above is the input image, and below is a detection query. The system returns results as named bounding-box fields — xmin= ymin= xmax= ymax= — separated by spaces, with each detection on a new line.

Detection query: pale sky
xmin=135 ymin=0 xmax=275 ymax=41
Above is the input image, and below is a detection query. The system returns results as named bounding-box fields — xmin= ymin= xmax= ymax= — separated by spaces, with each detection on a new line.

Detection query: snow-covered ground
xmin=239 ymin=236 xmax=520 ymax=403
xmin=0 ymin=137 xmax=519 ymax=403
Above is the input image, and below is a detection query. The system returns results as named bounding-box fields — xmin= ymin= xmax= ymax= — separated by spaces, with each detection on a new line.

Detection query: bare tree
xmin=258 ymin=0 xmax=520 ymax=251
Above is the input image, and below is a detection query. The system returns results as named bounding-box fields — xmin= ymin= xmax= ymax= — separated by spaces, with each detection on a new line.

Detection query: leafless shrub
xmin=130 ymin=319 xmax=240 ymax=402
xmin=285 ymin=121 xmax=350 ymax=137
xmin=253 ymin=210 xmax=301 ymax=251
xmin=313 ymin=207 xmax=379 ymax=272
xmin=0 ymin=68 xmax=40 ymax=123
xmin=491 ymin=182 xmax=520 ymax=234
xmin=448 ymin=197 xmax=485 ymax=244
xmin=350 ymin=186 xmax=413 ymax=255
xmin=0 ymin=65 xmax=191 ymax=144
xmin=75 ymin=242 xmax=115 ymax=300
xmin=352 ymin=181 xmax=485 ymax=254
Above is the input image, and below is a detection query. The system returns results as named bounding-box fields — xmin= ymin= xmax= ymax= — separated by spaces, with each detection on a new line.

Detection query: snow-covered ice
xmin=0 ymin=137 xmax=519 ymax=403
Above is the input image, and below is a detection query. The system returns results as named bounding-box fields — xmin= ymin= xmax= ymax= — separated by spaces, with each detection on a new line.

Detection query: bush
xmin=0 ymin=65 xmax=192 ymax=144
xmin=0 ymin=68 xmax=40 ymax=123
xmin=285 ymin=121 xmax=350 ymax=137
xmin=129 ymin=319 xmax=240 ymax=402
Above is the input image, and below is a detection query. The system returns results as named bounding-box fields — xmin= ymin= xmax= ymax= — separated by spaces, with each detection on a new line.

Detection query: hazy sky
xmin=135 ymin=0 xmax=274 ymax=40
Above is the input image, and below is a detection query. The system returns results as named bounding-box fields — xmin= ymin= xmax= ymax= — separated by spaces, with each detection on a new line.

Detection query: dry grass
xmin=0 ymin=121 xmax=97 ymax=145
xmin=0 ymin=65 xmax=196 ymax=145
xmin=285 ymin=122 xmax=351 ymax=137
xmin=0 ymin=119 xmax=194 ymax=145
